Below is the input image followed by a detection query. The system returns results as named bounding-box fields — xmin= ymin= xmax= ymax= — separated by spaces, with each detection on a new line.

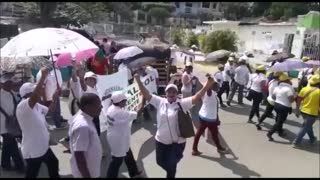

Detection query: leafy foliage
xmin=170 ymin=27 xmax=186 ymax=46
xmin=202 ymin=30 xmax=238 ymax=53
xmin=186 ymin=32 xmax=198 ymax=48
xmin=148 ymin=7 xmax=171 ymax=25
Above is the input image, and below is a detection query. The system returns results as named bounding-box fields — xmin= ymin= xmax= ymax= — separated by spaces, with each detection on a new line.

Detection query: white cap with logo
xmin=111 ymin=91 xmax=127 ymax=104
xmin=19 ymin=82 xmax=36 ymax=97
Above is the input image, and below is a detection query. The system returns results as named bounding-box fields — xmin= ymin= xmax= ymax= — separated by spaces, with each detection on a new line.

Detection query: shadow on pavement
xmin=222 ymin=103 xmax=264 ymax=117
xmin=206 ymin=132 xmax=238 ymax=160
xmin=293 ymin=141 xmax=320 ymax=155
xmin=198 ymin=154 xmax=261 ymax=178
xmin=285 ymin=119 xmax=302 ymax=128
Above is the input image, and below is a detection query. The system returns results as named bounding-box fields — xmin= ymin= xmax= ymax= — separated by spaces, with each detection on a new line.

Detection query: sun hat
xmin=111 ymin=91 xmax=127 ymax=104
xmin=228 ymin=57 xmax=235 ymax=61
xmin=239 ymin=56 xmax=248 ymax=63
xmin=279 ymin=74 xmax=292 ymax=82
xmin=256 ymin=65 xmax=266 ymax=71
xmin=165 ymin=84 xmax=178 ymax=92
xmin=308 ymin=75 xmax=320 ymax=85
xmin=273 ymin=71 xmax=283 ymax=78
xmin=84 ymin=71 xmax=97 ymax=80
xmin=302 ymin=56 xmax=310 ymax=62
xmin=19 ymin=82 xmax=36 ymax=97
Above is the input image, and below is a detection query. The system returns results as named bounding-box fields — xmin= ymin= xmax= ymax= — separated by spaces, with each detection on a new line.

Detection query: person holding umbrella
xmin=298 ymin=56 xmax=314 ymax=91
xmin=247 ymin=65 xmax=267 ymax=123
xmin=293 ymin=75 xmax=320 ymax=146
xmin=267 ymin=74 xmax=295 ymax=141
xmin=16 ymin=68 xmax=60 ymax=178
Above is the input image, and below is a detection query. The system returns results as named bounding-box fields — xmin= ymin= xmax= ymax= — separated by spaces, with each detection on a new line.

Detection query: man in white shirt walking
xmin=0 ymin=72 xmax=25 ymax=173
xmin=16 ymin=68 xmax=60 ymax=178
xmin=214 ymin=64 xmax=226 ymax=107
xmin=105 ymin=91 xmax=144 ymax=178
xmin=222 ymin=57 xmax=236 ymax=100
xmin=69 ymin=93 xmax=103 ymax=178
xmin=227 ymin=57 xmax=250 ymax=106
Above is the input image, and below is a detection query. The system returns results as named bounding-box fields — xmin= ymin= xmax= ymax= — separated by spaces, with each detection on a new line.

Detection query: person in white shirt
xmin=134 ymin=72 xmax=214 ymax=178
xmin=146 ymin=65 xmax=159 ymax=90
xmin=36 ymin=56 xmax=65 ymax=129
xmin=227 ymin=57 xmax=250 ymax=106
xmin=298 ymin=56 xmax=314 ymax=91
xmin=247 ymin=65 xmax=267 ymax=123
xmin=214 ymin=64 xmax=227 ymax=107
xmin=181 ymin=61 xmax=197 ymax=98
xmin=118 ymin=62 xmax=133 ymax=84
xmin=256 ymin=72 xmax=283 ymax=130
xmin=0 ymin=72 xmax=25 ymax=172
xmin=222 ymin=57 xmax=236 ymax=100
xmin=192 ymin=80 xmax=228 ymax=156
xmin=16 ymin=68 xmax=60 ymax=178
xmin=267 ymin=74 xmax=295 ymax=141
xmin=105 ymin=91 xmax=144 ymax=178
xmin=69 ymin=93 xmax=103 ymax=178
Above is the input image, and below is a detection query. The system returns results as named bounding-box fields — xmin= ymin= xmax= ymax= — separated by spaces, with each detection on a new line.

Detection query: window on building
xmin=202 ymin=2 xmax=210 ymax=8
xmin=185 ymin=7 xmax=191 ymax=14
xmin=186 ymin=2 xmax=193 ymax=7
xmin=137 ymin=12 xmax=145 ymax=21
xmin=175 ymin=2 xmax=180 ymax=8
xmin=212 ymin=3 xmax=217 ymax=9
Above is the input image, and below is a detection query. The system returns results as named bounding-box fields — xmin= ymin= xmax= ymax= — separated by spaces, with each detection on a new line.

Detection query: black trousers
xmin=155 ymin=141 xmax=186 ymax=178
xmin=218 ymin=81 xmax=230 ymax=101
xmin=258 ymin=101 xmax=275 ymax=124
xmin=106 ymin=148 xmax=139 ymax=178
xmin=1 ymin=133 xmax=24 ymax=170
xmin=268 ymin=103 xmax=291 ymax=136
xmin=249 ymin=90 xmax=263 ymax=120
xmin=25 ymin=148 xmax=59 ymax=178
xmin=93 ymin=117 xmax=100 ymax=136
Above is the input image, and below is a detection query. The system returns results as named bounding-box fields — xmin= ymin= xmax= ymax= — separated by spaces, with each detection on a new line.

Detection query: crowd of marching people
xmin=0 ymin=39 xmax=319 ymax=178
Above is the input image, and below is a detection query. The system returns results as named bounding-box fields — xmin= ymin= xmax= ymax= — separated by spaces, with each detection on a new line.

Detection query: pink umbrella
xmin=56 ymin=48 xmax=98 ymax=67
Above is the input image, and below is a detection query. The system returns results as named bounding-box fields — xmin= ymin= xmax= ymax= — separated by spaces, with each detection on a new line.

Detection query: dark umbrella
xmin=266 ymin=52 xmax=295 ymax=62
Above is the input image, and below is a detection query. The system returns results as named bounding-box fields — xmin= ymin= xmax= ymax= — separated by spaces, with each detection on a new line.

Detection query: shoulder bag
xmin=177 ymin=102 xmax=195 ymax=138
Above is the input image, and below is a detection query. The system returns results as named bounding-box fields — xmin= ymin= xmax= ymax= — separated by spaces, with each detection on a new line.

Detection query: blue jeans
xmin=155 ymin=141 xmax=186 ymax=178
xmin=294 ymin=112 xmax=317 ymax=144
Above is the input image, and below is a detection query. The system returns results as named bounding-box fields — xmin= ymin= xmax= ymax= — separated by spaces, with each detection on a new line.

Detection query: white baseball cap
xmin=111 ymin=91 xmax=127 ymax=104
xmin=239 ymin=56 xmax=248 ymax=63
xmin=165 ymin=84 xmax=178 ymax=92
xmin=19 ymin=82 xmax=36 ymax=97
xmin=84 ymin=71 xmax=97 ymax=79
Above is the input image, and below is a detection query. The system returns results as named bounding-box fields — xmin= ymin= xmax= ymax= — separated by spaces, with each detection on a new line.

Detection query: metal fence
xmin=301 ymin=45 xmax=320 ymax=60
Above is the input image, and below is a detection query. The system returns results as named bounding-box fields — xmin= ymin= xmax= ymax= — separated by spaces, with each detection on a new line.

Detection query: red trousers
xmin=192 ymin=118 xmax=223 ymax=151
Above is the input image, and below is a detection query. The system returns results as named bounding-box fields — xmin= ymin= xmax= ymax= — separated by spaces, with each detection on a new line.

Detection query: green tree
xmin=197 ymin=34 xmax=207 ymax=52
xmin=170 ymin=27 xmax=186 ymax=46
xmin=251 ymin=2 xmax=272 ymax=17
xmin=221 ymin=2 xmax=251 ymax=20
xmin=148 ymin=7 xmax=171 ymax=25
xmin=38 ymin=2 xmax=58 ymax=26
xmin=186 ymin=32 xmax=198 ymax=48
xmin=204 ymin=30 xmax=238 ymax=53
xmin=268 ymin=2 xmax=310 ymax=20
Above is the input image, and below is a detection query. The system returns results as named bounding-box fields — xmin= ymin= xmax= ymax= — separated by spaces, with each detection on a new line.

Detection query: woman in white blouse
xmin=134 ymin=73 xmax=214 ymax=178
xmin=247 ymin=65 xmax=267 ymax=123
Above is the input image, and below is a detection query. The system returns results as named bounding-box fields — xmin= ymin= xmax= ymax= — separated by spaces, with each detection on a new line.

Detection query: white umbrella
xmin=205 ymin=50 xmax=231 ymax=62
xmin=268 ymin=59 xmax=309 ymax=72
xmin=113 ymin=46 xmax=143 ymax=60
xmin=1 ymin=28 xmax=98 ymax=57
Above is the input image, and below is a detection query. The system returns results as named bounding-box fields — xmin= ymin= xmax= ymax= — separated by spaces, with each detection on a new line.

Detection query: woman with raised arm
xmin=134 ymin=73 xmax=214 ymax=178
